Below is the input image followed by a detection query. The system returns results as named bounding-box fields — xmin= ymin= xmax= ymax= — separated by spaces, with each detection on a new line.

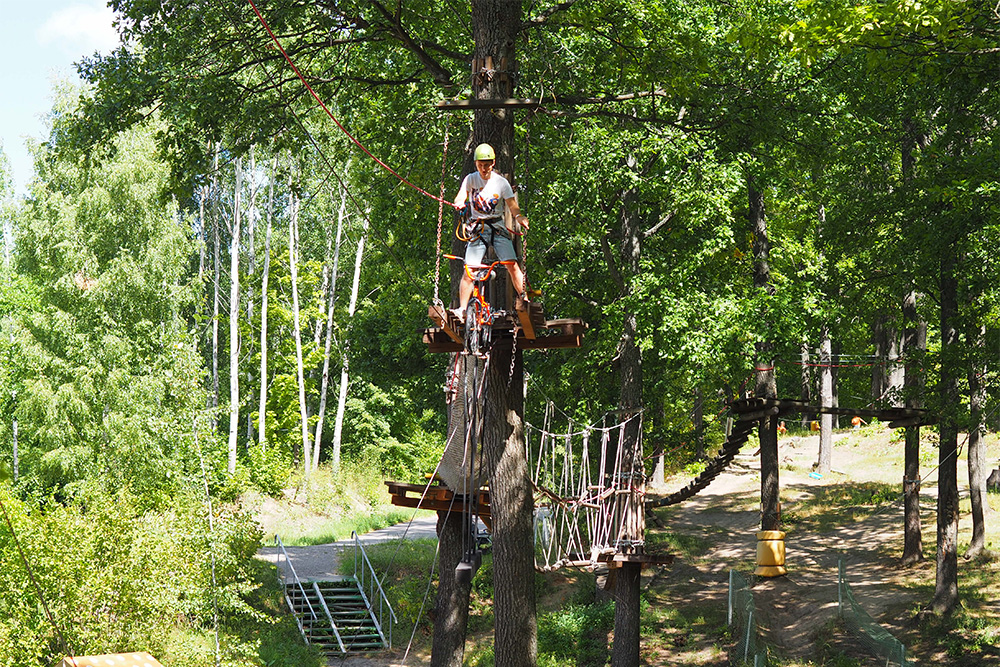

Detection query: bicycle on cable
xmin=443 ymin=254 xmax=513 ymax=358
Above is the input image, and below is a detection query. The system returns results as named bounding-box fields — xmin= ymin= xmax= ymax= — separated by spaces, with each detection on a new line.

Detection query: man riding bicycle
xmin=450 ymin=143 xmax=530 ymax=322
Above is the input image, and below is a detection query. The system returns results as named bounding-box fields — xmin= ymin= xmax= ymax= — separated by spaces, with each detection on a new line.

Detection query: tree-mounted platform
xmin=730 ymin=397 xmax=934 ymax=429
xmin=425 ymin=300 xmax=586 ymax=353
xmin=385 ymin=480 xmax=492 ymax=530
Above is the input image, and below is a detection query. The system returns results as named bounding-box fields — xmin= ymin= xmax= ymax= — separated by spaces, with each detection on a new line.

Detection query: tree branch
xmin=601 ymin=233 xmax=624 ymax=292
xmin=370 ymin=0 xmax=455 ymax=86
xmin=524 ymin=0 xmax=581 ymax=28
xmin=644 ymin=211 xmax=675 ymax=239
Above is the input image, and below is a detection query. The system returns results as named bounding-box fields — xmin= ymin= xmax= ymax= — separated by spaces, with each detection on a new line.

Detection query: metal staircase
xmin=274 ymin=534 xmax=396 ymax=656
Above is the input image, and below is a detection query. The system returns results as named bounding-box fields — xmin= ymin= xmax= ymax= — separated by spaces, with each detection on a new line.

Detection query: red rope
xmin=246 ymin=0 xmax=460 ymax=210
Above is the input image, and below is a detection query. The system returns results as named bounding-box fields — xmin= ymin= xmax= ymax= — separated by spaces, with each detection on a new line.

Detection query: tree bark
xmin=482 ymin=341 xmax=537 ymax=667
xmin=258 ymin=157 xmax=274 ymax=450
xmin=966 ymin=324 xmax=988 ymax=560
xmin=750 ymin=174 xmax=780 ymax=532
xmin=431 ymin=509 xmax=473 ymax=667
xmin=817 ymin=327 xmax=833 ymax=474
xmin=610 ymin=171 xmax=644 ymax=666
xmin=933 ymin=251 xmax=960 ymax=614
xmin=289 ymin=189 xmax=312 ymax=477
xmin=228 ymin=156 xmax=242 ymax=475
xmin=901 ymin=291 xmax=925 ymax=566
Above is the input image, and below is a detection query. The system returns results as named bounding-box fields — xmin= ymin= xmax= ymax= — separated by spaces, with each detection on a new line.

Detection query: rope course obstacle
xmin=529 ymin=408 xmax=672 ymax=572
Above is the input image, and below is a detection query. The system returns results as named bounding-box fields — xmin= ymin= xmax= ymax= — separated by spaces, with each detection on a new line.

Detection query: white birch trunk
xmin=227 ymin=157 xmax=242 ymax=475
xmin=211 ymin=145 xmax=220 ymax=423
xmin=290 ymin=189 xmax=312 ymax=477
xmin=332 ymin=217 xmax=368 ymax=473
xmin=258 ymin=157 xmax=275 ymax=450
xmin=311 ymin=191 xmax=348 ymax=471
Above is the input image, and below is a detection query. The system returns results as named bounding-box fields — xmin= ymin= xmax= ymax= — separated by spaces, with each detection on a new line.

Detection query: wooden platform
xmin=424 ymin=298 xmax=586 ymax=353
xmin=730 ymin=397 xmax=933 ymax=428
xmin=385 ymin=481 xmax=492 ymax=526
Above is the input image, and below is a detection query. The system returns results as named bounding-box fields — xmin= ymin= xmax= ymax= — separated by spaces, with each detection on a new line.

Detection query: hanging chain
xmin=433 ymin=125 xmax=450 ymax=306
xmin=508 ymin=328 xmax=518 ymax=389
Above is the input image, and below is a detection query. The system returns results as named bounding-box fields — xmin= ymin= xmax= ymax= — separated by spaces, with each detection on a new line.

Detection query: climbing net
xmin=527 ymin=404 xmax=646 ymax=572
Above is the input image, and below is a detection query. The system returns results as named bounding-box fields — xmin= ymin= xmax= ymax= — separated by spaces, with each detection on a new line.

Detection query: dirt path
xmin=652 ymin=430 xmax=937 ymax=664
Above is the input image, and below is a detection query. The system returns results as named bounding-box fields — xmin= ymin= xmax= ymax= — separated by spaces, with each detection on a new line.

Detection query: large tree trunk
xmin=311 ymin=192 xmax=347 ymax=472
xmin=966 ymin=324 xmax=988 ymax=560
xmin=471 ymin=3 xmax=537 ymax=666
xmin=901 ymin=291 xmax=925 ymax=566
xmin=431 ymin=508 xmax=473 ymax=667
xmin=289 ymin=189 xmax=312 ymax=477
xmin=933 ymin=251 xmax=960 ymax=615
xmin=750 ymin=174 xmax=780 ymax=532
xmin=817 ymin=327 xmax=833 ymax=474
xmin=227 ymin=156 xmax=242 ymax=475
xmin=258 ymin=157 xmax=274 ymax=450
xmin=332 ymin=219 xmax=368 ymax=473
xmin=482 ymin=341 xmax=536 ymax=667
xmin=611 ymin=165 xmax=643 ymax=667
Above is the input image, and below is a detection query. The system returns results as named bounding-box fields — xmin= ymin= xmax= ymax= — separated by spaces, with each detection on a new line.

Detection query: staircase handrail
xmin=274 ymin=535 xmax=319 ymax=624
xmin=351 ymin=531 xmax=398 ymax=649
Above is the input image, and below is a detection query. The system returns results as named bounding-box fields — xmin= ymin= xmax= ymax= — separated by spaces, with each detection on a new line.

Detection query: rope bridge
xmin=528 ymin=405 xmax=648 ymax=572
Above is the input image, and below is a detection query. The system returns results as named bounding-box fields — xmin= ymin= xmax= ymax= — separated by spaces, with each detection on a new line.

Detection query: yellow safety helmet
xmin=474 ymin=143 xmax=496 ymax=161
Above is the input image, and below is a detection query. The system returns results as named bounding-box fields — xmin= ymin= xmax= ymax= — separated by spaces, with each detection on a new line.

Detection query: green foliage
xmin=0 ymin=484 xmax=314 ymax=667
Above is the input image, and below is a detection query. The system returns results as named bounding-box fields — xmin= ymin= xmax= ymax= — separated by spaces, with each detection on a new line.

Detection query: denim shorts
xmin=464 ymin=219 xmax=517 ymax=265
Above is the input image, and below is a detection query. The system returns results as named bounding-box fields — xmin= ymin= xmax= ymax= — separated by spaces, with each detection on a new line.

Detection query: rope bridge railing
xmin=528 ymin=404 xmax=645 ymax=571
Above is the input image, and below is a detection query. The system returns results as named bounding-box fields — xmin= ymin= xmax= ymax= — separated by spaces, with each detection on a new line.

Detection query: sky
xmin=1 ymin=0 xmax=120 ymax=196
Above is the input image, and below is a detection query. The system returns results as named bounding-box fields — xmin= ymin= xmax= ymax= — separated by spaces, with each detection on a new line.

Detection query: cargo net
xmin=728 ymin=570 xmax=769 ymax=667
xmin=838 ymin=559 xmax=909 ymax=667
xmin=528 ymin=403 xmax=645 ymax=572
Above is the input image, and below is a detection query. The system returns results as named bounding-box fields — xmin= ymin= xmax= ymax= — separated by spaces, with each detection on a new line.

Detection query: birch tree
xmin=311 ymin=191 xmax=347 ymax=472
xmin=332 ymin=217 xmax=368 ymax=473
xmin=228 ymin=156 xmax=243 ymax=475
xmin=258 ymin=157 xmax=275 ymax=450
xmin=289 ymin=187 xmax=312 ymax=476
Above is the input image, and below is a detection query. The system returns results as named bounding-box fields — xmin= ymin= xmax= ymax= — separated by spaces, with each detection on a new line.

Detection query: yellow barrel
xmin=754 ymin=530 xmax=787 ymax=577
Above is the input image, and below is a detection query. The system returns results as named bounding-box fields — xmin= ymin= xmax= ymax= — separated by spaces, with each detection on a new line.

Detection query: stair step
xmin=283 ymin=578 xmax=387 ymax=655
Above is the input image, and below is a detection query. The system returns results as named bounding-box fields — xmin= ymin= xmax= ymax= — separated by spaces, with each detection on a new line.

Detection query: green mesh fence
xmin=838 ymin=559 xmax=908 ymax=667
xmin=728 ymin=570 xmax=768 ymax=667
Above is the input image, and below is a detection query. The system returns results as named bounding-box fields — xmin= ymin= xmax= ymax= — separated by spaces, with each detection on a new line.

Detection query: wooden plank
xmin=515 ymin=297 xmax=539 ymax=339
xmin=428 ymin=304 xmax=463 ymax=345
xmin=385 ymin=481 xmax=491 ymax=517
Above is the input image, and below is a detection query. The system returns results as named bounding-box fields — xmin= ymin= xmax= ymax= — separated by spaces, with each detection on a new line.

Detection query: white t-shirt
xmin=457 ymin=172 xmax=514 ymax=221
